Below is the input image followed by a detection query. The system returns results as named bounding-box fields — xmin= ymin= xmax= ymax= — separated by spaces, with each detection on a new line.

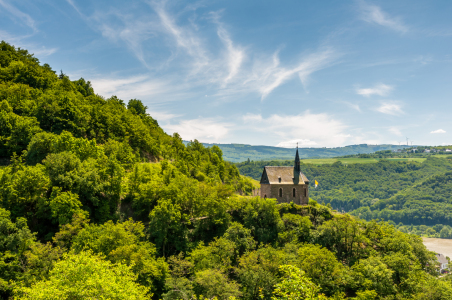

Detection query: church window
xmin=304 ymin=188 xmax=307 ymax=197
xmin=264 ymin=194 xmax=267 ymax=199
xmin=279 ymin=188 xmax=282 ymax=197
xmin=278 ymin=177 xmax=281 ymax=183
xmin=293 ymin=188 xmax=296 ymax=197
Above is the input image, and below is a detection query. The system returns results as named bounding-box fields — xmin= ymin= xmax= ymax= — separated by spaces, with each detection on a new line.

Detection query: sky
xmin=1 ymin=0 xmax=452 ymax=147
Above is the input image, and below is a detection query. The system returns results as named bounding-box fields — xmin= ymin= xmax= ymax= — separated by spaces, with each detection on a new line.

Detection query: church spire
xmin=294 ymin=143 xmax=300 ymax=179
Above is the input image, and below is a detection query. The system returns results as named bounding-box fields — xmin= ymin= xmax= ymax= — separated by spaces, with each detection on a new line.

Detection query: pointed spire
xmin=294 ymin=143 xmax=300 ymax=179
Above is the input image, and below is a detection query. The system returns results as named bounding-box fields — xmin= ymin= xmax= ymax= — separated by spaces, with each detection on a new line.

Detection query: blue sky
xmin=1 ymin=0 xmax=452 ymax=147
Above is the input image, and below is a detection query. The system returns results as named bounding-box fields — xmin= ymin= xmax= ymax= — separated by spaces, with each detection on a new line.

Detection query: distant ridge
xmin=183 ymin=142 xmax=412 ymax=162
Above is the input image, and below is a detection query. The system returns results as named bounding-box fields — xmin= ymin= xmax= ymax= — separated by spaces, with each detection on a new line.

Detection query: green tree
xmin=237 ymin=246 xmax=289 ymax=300
xmin=48 ymin=188 xmax=84 ymax=225
xmin=351 ymin=256 xmax=395 ymax=296
xmin=71 ymin=219 xmax=168 ymax=294
xmin=296 ymin=244 xmax=348 ymax=296
xmin=149 ymin=199 xmax=187 ymax=257
xmin=278 ymin=213 xmax=311 ymax=245
xmin=269 ymin=265 xmax=328 ymax=300
xmin=240 ymin=197 xmax=282 ymax=245
xmin=14 ymin=251 xmax=150 ymax=300
xmin=223 ymin=222 xmax=257 ymax=261
xmin=127 ymin=99 xmax=148 ymax=115
xmin=193 ymin=269 xmax=241 ymax=300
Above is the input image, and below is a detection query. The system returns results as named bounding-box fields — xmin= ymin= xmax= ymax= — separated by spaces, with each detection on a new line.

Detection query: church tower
xmin=294 ymin=144 xmax=300 ymax=183
xmin=259 ymin=144 xmax=309 ymax=205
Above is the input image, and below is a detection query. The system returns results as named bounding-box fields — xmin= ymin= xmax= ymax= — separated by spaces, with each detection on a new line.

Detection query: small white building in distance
xmin=436 ymin=253 xmax=449 ymax=273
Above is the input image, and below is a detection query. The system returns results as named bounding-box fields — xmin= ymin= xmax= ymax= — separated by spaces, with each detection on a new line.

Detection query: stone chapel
xmin=259 ymin=147 xmax=309 ymax=205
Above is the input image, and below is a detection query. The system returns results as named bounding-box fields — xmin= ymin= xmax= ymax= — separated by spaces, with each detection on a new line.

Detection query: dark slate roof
xmin=437 ymin=253 xmax=448 ymax=264
xmin=260 ymin=166 xmax=309 ymax=185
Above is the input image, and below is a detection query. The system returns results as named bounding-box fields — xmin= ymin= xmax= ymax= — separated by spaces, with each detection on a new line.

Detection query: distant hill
xmin=184 ymin=142 xmax=412 ymax=162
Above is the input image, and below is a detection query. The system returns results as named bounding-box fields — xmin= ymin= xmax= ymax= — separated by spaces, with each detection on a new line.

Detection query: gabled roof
xmin=436 ymin=253 xmax=448 ymax=264
xmin=260 ymin=166 xmax=309 ymax=185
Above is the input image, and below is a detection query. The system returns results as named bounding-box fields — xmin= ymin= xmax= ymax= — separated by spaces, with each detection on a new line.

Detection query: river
xmin=423 ymin=237 xmax=452 ymax=258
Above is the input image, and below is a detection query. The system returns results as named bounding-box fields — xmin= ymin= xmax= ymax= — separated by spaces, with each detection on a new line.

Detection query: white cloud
xmin=164 ymin=118 xmax=231 ymax=142
xmin=376 ymin=103 xmax=404 ymax=115
xmin=242 ymin=111 xmax=349 ymax=147
xmin=431 ymin=129 xmax=446 ymax=134
xmin=0 ymin=0 xmax=37 ymax=31
xmin=356 ymin=83 xmax=393 ymax=97
xmin=388 ymin=127 xmax=402 ymax=136
xmin=242 ymin=113 xmax=263 ymax=122
xmin=90 ymin=75 xmax=170 ymax=100
xmin=148 ymin=111 xmax=180 ymax=122
xmin=360 ymin=2 xmax=408 ymax=33
xmin=276 ymin=139 xmax=317 ymax=148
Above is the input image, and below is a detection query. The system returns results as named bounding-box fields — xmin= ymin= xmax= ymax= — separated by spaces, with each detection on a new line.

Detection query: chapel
xmin=259 ymin=146 xmax=309 ymax=205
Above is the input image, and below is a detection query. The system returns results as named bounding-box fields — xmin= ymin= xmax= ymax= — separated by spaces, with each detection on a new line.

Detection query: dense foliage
xmin=1 ymin=41 xmax=451 ymax=299
xmin=237 ymin=158 xmax=452 ymax=226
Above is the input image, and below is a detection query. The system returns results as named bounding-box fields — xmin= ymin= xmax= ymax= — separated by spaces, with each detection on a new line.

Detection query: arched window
xmin=304 ymin=188 xmax=307 ymax=197
xmin=264 ymin=194 xmax=267 ymax=199
xmin=293 ymin=188 xmax=296 ymax=197
xmin=279 ymin=188 xmax=282 ymax=197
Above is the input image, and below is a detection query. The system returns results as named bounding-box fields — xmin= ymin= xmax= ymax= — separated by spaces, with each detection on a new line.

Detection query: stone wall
xmin=260 ymin=184 xmax=309 ymax=205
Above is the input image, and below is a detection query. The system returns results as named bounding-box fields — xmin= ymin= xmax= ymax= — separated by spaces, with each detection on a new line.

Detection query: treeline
xmin=395 ymin=224 xmax=452 ymax=238
xmin=236 ymin=158 xmax=452 ymax=226
xmin=1 ymin=41 xmax=452 ymax=299
xmin=196 ymin=143 xmax=410 ymax=163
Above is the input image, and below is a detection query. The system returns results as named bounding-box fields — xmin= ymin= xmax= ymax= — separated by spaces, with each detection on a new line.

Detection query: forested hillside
xmin=197 ymin=143 xmax=410 ymax=163
xmin=2 ymin=41 xmax=452 ymax=299
xmin=237 ymin=158 xmax=452 ymax=227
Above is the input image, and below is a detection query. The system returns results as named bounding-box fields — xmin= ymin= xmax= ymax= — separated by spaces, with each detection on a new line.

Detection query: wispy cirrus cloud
xmin=248 ymin=48 xmax=338 ymax=99
xmin=359 ymin=2 xmax=408 ymax=33
xmin=152 ymin=1 xmax=210 ymax=72
xmin=213 ymin=16 xmax=245 ymax=86
xmin=90 ymin=75 xmax=172 ymax=101
xmin=67 ymin=1 xmax=339 ymax=101
xmin=90 ymin=74 xmax=180 ymax=122
xmin=431 ymin=129 xmax=446 ymax=134
xmin=31 ymin=46 xmax=58 ymax=57
xmin=343 ymin=101 xmax=361 ymax=112
xmin=356 ymin=83 xmax=393 ymax=97
xmin=0 ymin=0 xmax=37 ymax=32
xmin=376 ymin=102 xmax=404 ymax=115
xmin=0 ymin=30 xmax=58 ymax=57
